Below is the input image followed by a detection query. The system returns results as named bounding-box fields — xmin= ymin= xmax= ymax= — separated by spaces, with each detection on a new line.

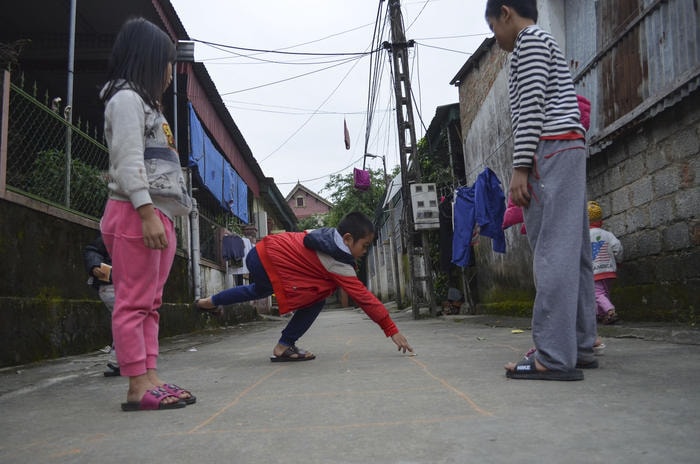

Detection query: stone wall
xmin=456 ymin=41 xmax=699 ymax=322
xmin=587 ymin=92 xmax=700 ymax=322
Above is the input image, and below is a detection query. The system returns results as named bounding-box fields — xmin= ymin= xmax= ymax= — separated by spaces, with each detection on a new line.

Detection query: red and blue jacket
xmin=256 ymin=228 xmax=398 ymax=337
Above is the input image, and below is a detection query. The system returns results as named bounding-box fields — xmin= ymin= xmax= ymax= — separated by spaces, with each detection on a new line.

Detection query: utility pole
xmin=385 ymin=0 xmax=436 ymax=318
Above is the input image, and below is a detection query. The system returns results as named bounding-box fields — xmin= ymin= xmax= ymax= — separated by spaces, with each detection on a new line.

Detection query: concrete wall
xmin=0 ymin=199 xmax=260 ymax=367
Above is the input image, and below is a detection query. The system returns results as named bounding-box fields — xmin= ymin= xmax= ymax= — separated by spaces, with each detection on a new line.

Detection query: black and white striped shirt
xmin=508 ymin=25 xmax=583 ymax=168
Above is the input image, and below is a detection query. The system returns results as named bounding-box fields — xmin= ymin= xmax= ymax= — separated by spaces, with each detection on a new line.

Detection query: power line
xmin=364 ymin=1 xmax=390 ymax=159
xmin=191 ymin=37 xmax=379 ymax=57
xmin=198 ymin=21 xmax=377 ymax=61
xmin=274 ymin=156 xmax=366 ymax=185
xmin=223 ymin=100 xmax=389 ymax=116
xmin=405 ymin=0 xmax=431 ymax=32
xmin=413 ymin=41 xmax=473 ymax=55
xmin=412 ymin=32 xmax=492 ymax=41
xmin=202 ymin=43 xmax=368 ymax=66
xmin=258 ymin=49 xmax=370 ymax=162
xmin=219 ymin=54 xmax=364 ymax=96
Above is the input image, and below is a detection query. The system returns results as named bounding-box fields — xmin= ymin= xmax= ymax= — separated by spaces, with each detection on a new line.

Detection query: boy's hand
xmin=391 ymin=332 xmax=413 ymax=354
xmin=509 ymin=167 xmax=531 ymax=207
xmin=92 ymin=266 xmax=108 ymax=281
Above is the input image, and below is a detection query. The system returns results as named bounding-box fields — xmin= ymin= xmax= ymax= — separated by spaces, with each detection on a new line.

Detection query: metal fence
xmin=3 ymin=73 xmax=234 ymax=261
xmin=5 ymin=74 xmax=109 ymax=220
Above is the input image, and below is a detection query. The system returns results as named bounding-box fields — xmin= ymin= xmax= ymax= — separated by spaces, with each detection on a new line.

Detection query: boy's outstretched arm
xmin=391 ymin=332 xmax=413 ymax=353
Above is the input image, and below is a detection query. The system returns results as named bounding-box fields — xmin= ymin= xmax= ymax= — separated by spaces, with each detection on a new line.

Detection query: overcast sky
xmin=169 ymin=0 xmax=492 ymax=198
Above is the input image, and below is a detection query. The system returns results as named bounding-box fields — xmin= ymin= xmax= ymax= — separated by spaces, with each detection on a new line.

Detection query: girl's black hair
xmin=101 ymin=17 xmax=176 ymax=109
xmin=337 ymin=212 xmax=375 ymax=241
xmin=485 ymin=0 xmax=538 ymax=22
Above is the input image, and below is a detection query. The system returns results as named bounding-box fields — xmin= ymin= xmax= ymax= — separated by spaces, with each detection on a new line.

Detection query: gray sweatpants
xmin=522 ymin=138 xmax=597 ymax=370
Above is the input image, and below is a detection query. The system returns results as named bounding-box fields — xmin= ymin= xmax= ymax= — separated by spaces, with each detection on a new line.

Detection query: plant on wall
xmin=24 ymin=148 xmax=108 ymax=219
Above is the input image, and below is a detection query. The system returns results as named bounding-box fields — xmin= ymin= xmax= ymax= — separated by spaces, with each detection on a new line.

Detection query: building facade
xmin=450 ymin=0 xmax=699 ymax=321
xmin=285 ymin=182 xmax=333 ymax=222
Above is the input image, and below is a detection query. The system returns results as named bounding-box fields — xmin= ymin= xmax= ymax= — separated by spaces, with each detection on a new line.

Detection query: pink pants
xmin=594 ymin=279 xmax=615 ymax=317
xmin=100 ymin=200 xmax=176 ymax=377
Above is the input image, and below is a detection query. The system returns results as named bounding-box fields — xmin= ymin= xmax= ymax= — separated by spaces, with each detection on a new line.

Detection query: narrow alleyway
xmin=1 ymin=309 xmax=699 ymax=463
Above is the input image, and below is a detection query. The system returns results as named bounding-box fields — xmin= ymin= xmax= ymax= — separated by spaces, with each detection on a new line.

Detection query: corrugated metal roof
xmin=565 ymin=0 xmax=700 ymax=150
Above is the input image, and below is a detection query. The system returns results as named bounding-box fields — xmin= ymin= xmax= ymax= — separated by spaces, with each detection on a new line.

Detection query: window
xmin=296 ymin=196 xmax=305 ymax=207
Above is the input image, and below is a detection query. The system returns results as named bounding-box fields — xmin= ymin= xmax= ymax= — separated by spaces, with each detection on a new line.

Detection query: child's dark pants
xmin=211 ymin=247 xmax=323 ymax=347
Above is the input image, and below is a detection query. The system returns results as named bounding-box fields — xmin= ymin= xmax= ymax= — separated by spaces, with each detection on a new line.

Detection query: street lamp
xmin=363 ymin=153 xmax=388 ymax=189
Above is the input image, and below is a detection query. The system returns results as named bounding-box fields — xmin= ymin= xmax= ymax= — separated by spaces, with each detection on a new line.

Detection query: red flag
xmin=343 ymin=118 xmax=350 ymax=150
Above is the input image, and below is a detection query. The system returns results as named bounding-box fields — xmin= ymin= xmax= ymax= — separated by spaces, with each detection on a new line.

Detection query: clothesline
xmin=463 ymin=134 xmax=513 ymax=183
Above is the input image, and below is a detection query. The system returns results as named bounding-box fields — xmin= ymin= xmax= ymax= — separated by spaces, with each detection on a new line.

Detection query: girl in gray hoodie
xmin=100 ymin=17 xmax=193 ymax=411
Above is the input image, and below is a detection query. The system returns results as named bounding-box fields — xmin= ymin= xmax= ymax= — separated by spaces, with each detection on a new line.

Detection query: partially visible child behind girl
xmin=588 ymin=201 xmax=623 ymax=325
xmin=83 ymin=234 xmax=120 ymax=377
xmin=100 ymin=17 xmax=193 ymax=411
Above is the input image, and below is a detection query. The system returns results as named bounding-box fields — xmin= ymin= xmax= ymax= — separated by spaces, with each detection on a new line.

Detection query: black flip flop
xmin=506 ymin=357 xmax=583 ymax=381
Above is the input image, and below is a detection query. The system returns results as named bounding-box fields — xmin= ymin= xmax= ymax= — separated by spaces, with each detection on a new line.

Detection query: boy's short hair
xmin=485 ymin=0 xmax=538 ymax=22
xmin=337 ymin=212 xmax=375 ymax=240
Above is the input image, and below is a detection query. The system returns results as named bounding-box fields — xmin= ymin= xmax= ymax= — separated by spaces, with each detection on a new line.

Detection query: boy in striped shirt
xmin=485 ymin=0 xmax=597 ymax=380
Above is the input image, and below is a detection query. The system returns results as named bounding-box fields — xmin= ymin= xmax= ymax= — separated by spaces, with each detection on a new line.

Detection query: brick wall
xmin=456 ymin=43 xmax=699 ymax=322
xmin=587 ymin=92 xmax=700 ymax=321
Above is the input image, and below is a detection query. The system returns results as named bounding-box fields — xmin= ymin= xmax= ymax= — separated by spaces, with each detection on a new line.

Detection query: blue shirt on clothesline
xmin=452 ymin=167 xmax=506 ymax=267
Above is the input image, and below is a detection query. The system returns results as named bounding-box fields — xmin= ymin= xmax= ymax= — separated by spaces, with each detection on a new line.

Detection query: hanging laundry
xmin=353 ymin=167 xmax=370 ymax=190
xmin=452 ymin=168 xmax=506 ymax=267
xmin=344 ymin=117 xmax=351 ymax=150
xmin=222 ymin=234 xmax=245 ymax=266
xmin=438 ymin=194 xmax=454 ymax=272
xmin=230 ymin=237 xmax=253 ymax=286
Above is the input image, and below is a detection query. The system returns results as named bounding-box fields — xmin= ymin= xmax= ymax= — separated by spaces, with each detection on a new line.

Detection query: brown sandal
xmin=270 ymin=345 xmax=316 ymax=362
xmin=193 ymin=299 xmax=224 ymax=316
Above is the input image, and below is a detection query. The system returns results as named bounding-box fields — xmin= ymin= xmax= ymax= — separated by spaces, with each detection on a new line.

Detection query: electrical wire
xmin=197 ymin=21 xmax=376 ymax=63
xmin=363 ymin=1 xmax=390 ymax=164
xmin=413 ymin=41 xmax=473 ymax=55
xmin=219 ymin=54 xmax=363 ymax=96
xmin=258 ymin=47 xmax=371 ymax=162
xmin=405 ymin=0 xmax=431 ymax=32
xmin=274 ymin=156 xmax=366 ymax=185
xmin=181 ymin=3 xmax=488 ymax=191
xmin=412 ymin=41 xmax=423 ymax=139
xmin=411 ymin=87 xmax=429 ymax=133
xmin=270 ymin=3 xmax=394 ymax=189
xmin=223 ymin=100 xmax=388 ymax=116
xmin=412 ymin=32 xmax=492 ymax=41
xmin=191 ymin=38 xmax=378 ymax=57
xmin=202 ymin=42 xmax=372 ymax=66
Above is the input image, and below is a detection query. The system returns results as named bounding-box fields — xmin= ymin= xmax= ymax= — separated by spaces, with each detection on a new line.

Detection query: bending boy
xmin=195 ymin=212 xmax=413 ymax=361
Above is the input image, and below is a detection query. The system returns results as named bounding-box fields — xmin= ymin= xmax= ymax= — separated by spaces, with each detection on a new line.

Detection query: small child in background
xmin=83 ymin=234 xmax=119 ymax=377
xmin=588 ymin=201 xmax=623 ymax=325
